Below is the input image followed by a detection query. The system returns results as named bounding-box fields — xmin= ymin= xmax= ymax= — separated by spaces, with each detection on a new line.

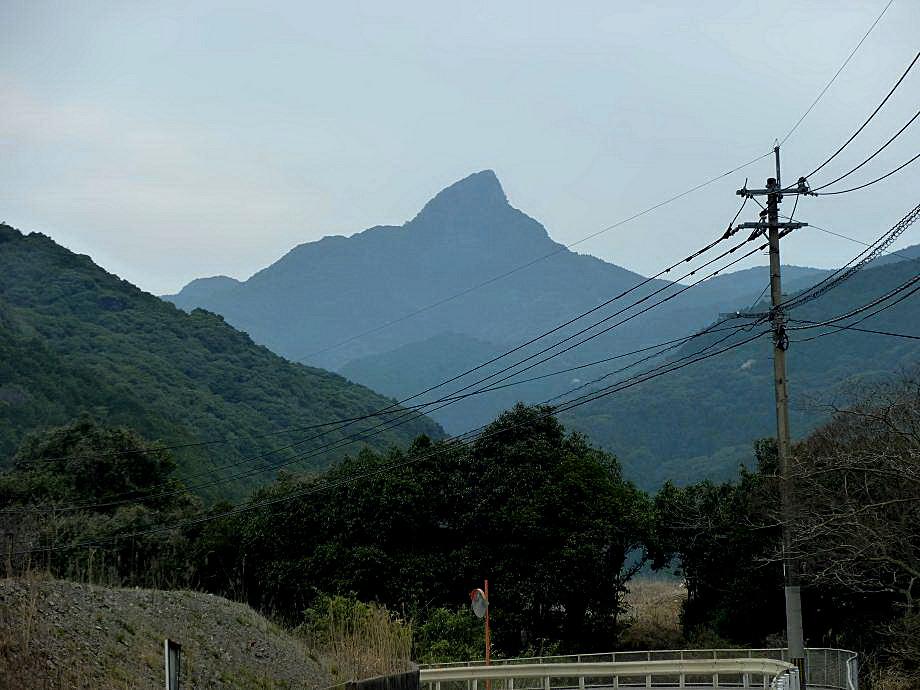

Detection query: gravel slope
xmin=0 ymin=577 xmax=330 ymax=689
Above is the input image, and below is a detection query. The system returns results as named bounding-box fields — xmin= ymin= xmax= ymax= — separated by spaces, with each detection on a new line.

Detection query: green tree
xmin=195 ymin=405 xmax=652 ymax=655
xmin=1 ymin=419 xmax=199 ymax=587
xmin=650 ymin=440 xmax=785 ymax=645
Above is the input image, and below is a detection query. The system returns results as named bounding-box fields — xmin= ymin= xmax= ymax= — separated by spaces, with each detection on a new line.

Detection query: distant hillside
xmin=168 ymin=170 xmax=741 ymax=371
xmin=169 ymin=170 xmax=836 ymax=430
xmin=561 ymin=257 xmax=920 ymax=488
xmin=337 ymin=266 xmax=839 ymax=434
xmin=0 ymin=577 xmax=328 ymax=689
xmin=163 ymin=169 xmax=918 ymax=486
xmin=0 ymin=224 xmax=442 ymax=500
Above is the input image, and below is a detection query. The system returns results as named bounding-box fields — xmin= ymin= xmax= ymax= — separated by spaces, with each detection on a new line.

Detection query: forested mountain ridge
xmin=168 ymin=170 xmax=839 ymax=433
xmin=164 ymin=170 xmax=920 ymax=488
xmin=0 ymin=223 xmax=442 ymax=500
xmin=562 ymin=255 xmax=920 ymax=488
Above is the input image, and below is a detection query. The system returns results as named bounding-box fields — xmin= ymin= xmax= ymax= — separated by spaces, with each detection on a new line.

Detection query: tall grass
xmin=299 ymin=595 xmax=412 ymax=682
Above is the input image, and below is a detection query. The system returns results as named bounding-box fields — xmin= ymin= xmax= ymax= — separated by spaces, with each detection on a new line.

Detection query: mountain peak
xmin=414 ymin=170 xmax=508 ymax=222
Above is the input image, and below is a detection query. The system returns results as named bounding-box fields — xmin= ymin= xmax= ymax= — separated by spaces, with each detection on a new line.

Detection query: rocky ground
xmin=0 ymin=575 xmax=330 ymax=689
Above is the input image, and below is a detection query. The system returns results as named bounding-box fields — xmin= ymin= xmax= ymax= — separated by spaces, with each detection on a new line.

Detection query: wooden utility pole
xmin=484 ymin=579 xmax=491 ymax=690
xmin=737 ymin=145 xmax=807 ymax=687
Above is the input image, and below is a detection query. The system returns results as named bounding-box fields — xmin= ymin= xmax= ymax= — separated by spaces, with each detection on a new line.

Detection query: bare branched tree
xmin=787 ymin=371 xmax=920 ymax=671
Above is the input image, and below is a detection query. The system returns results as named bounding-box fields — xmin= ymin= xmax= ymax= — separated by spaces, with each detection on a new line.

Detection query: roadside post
xmin=165 ymin=638 xmax=181 ymax=690
xmin=470 ymin=581 xmax=491 ymax=690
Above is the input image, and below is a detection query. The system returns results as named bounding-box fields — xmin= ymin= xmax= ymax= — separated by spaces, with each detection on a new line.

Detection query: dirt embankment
xmin=0 ymin=576 xmax=330 ymax=689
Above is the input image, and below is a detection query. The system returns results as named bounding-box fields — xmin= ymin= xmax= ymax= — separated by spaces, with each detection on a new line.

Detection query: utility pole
xmin=737 ymin=145 xmax=807 ymax=686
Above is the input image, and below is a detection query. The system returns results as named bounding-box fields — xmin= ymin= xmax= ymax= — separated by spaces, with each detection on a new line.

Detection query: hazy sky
xmin=2 ymin=1 xmax=918 ymax=295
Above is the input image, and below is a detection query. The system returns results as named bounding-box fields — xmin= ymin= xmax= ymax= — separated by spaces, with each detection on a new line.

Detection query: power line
xmin=816 ymin=151 xmax=920 ymax=195
xmin=779 ymin=0 xmax=895 ymax=146
xmin=10 ymin=328 xmax=769 ymax=554
xmin=811 ymin=107 xmax=920 ymax=192
xmin=780 ymin=200 xmax=920 ymax=310
xmin=6 ymin=325 xmax=750 ymax=514
xmin=44 ymin=206 xmax=766 ymax=502
xmin=302 ymin=154 xmax=771 ymax=360
xmin=805 ymin=50 xmax=920 ymax=180
xmin=554 ymin=330 xmax=769 ymax=414
xmin=801 ymin=221 xmax=920 ymax=264
xmin=789 ymin=318 xmax=920 ymax=341
xmin=375 ymin=237 xmax=773 ymax=444
xmin=21 ymin=200 xmax=754 ymax=470
xmin=787 ymin=273 xmax=920 ymax=330
xmin=546 ymin=317 xmax=768 ymax=406
xmin=789 ymin=279 xmax=920 ymax=343
xmin=9 ymin=237 xmax=772 ymax=514
xmin=12 ymin=407 xmax=423 ymax=468
xmin=28 ymin=4 xmax=901 ymax=474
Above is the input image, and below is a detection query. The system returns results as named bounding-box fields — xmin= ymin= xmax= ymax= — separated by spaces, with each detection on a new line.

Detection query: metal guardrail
xmin=420 ymin=659 xmax=799 ymax=690
xmin=421 ymin=648 xmax=858 ymax=690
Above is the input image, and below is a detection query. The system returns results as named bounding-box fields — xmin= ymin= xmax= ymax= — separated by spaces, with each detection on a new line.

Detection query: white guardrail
xmin=420 ymin=648 xmax=858 ymax=690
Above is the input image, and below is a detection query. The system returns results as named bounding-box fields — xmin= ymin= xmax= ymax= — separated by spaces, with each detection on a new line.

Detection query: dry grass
xmin=869 ymin=668 xmax=920 ymax=690
xmin=300 ymin=597 xmax=412 ymax=683
xmin=618 ymin=579 xmax=687 ymax=650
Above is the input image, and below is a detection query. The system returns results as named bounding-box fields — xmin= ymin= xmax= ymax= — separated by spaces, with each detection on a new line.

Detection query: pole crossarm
xmin=737 ymin=222 xmax=807 ymax=230
xmin=737 ymin=177 xmax=814 ymax=198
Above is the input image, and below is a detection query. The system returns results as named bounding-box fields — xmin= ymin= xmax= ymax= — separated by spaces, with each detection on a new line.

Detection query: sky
xmin=2 ymin=0 xmax=919 ymax=295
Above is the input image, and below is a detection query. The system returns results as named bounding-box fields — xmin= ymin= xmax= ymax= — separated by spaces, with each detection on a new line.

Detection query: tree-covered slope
xmin=0 ymin=223 xmax=442 ymax=500
xmin=168 ymin=170 xmax=838 ymax=435
xmin=561 ymin=257 xmax=920 ymax=489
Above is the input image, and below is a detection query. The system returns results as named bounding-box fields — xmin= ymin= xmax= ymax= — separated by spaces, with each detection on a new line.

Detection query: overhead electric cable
xmin=780 ymin=200 xmax=920 ymax=309
xmin=780 ymin=0 xmax=895 ymax=146
xmin=13 ymin=249 xmax=771 ymax=515
xmin=10 ymin=327 xmax=769 ymax=552
xmin=554 ymin=330 xmax=769 ymax=414
xmin=789 ymin=319 xmax=920 ymax=341
xmin=811 ymin=107 xmax=920 ymax=191
xmin=815 ymin=151 xmax=920 ymax=195
xmin=798 ymin=220 xmax=920 ymax=264
xmin=302 ymin=155 xmax=770 ymax=361
xmin=367 ymin=235 xmax=776 ymax=443
xmin=789 ymin=279 xmax=920 ymax=343
xmin=28 ymin=197 xmax=756 ymax=478
xmin=805 ymin=50 xmax=920 ymax=179
xmin=9 ymin=323 xmax=765 ymax=522
xmin=6 ymin=230 xmax=772 ymax=514
xmin=546 ymin=317 xmax=769 ymax=406
xmin=787 ymin=274 xmax=920 ymax=330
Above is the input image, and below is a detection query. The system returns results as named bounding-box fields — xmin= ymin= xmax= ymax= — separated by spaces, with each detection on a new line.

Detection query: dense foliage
xmin=3 ymin=406 xmax=651 ymax=657
xmin=5 ymin=379 xmax=920 ymax=683
xmin=651 ymin=440 xmax=785 ymax=645
xmin=0 ymin=224 xmax=441 ymax=500
xmin=195 ymin=404 xmax=652 ymax=654
xmin=1 ymin=419 xmax=200 ymax=587
xmin=653 ymin=374 xmax=920 ymax=683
